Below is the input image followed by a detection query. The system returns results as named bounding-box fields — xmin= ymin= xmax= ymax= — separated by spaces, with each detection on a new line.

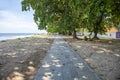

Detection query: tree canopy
xmin=21 ymin=0 xmax=120 ymax=39
xmin=86 ymin=0 xmax=120 ymax=39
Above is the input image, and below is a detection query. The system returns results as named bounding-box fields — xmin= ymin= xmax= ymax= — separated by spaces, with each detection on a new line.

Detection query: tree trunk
xmin=72 ymin=28 xmax=78 ymax=39
xmin=93 ymin=28 xmax=99 ymax=40
xmin=92 ymin=10 xmax=105 ymax=40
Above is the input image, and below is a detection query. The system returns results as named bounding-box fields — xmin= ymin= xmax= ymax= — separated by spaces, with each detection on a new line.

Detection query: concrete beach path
xmin=35 ymin=36 xmax=101 ymax=80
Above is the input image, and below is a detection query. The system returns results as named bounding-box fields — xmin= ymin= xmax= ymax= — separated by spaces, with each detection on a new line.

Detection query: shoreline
xmin=0 ymin=33 xmax=40 ymax=41
xmin=0 ymin=35 xmax=32 ymax=41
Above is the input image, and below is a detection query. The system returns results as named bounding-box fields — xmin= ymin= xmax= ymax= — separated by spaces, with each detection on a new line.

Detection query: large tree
xmin=21 ymin=0 xmax=120 ymax=39
xmin=85 ymin=0 xmax=120 ymax=39
xmin=21 ymin=0 xmax=85 ymax=39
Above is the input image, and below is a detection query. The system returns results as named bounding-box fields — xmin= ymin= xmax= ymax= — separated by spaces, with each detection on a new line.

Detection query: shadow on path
xmin=35 ymin=36 xmax=101 ymax=80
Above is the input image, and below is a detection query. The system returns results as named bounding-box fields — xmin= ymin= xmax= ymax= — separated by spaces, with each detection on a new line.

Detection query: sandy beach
xmin=0 ymin=35 xmax=120 ymax=80
xmin=0 ymin=35 xmax=54 ymax=80
xmin=64 ymin=37 xmax=120 ymax=80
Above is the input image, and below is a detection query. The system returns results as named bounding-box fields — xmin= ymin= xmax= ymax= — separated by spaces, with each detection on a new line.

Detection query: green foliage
xmin=83 ymin=0 xmax=120 ymax=38
xmin=21 ymin=0 xmax=120 ymax=39
xmin=21 ymin=0 xmax=83 ymax=38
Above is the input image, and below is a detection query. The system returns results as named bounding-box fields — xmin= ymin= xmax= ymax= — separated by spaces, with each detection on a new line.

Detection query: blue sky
xmin=0 ymin=0 xmax=45 ymax=33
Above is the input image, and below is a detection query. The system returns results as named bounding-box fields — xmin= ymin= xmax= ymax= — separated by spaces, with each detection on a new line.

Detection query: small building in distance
xmin=107 ymin=27 xmax=118 ymax=32
xmin=98 ymin=26 xmax=120 ymax=39
xmin=106 ymin=26 xmax=120 ymax=39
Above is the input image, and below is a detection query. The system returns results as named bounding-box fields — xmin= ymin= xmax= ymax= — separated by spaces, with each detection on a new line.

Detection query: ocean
xmin=0 ymin=33 xmax=34 ymax=41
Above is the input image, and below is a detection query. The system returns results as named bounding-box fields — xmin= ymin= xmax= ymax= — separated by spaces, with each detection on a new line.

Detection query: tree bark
xmin=93 ymin=28 xmax=99 ymax=39
xmin=72 ymin=28 xmax=78 ymax=39
xmin=93 ymin=11 xmax=105 ymax=40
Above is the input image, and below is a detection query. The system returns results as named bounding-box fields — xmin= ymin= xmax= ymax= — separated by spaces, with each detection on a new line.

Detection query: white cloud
xmin=0 ymin=10 xmax=45 ymax=33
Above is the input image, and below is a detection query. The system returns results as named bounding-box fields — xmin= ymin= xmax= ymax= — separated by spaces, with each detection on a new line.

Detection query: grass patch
xmin=28 ymin=34 xmax=49 ymax=39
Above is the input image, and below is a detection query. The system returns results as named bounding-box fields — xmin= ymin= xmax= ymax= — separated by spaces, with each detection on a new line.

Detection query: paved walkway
xmin=35 ymin=36 xmax=101 ymax=80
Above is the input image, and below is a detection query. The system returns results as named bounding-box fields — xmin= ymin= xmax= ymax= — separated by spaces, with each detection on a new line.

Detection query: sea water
xmin=0 ymin=33 xmax=34 ymax=41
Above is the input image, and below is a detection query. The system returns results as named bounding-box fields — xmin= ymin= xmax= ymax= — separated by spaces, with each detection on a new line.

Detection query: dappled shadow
xmin=35 ymin=36 xmax=100 ymax=80
xmin=6 ymin=65 xmax=36 ymax=80
xmin=36 ymin=53 xmax=89 ymax=80
xmin=64 ymin=37 xmax=120 ymax=80
xmin=0 ymin=37 xmax=54 ymax=80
